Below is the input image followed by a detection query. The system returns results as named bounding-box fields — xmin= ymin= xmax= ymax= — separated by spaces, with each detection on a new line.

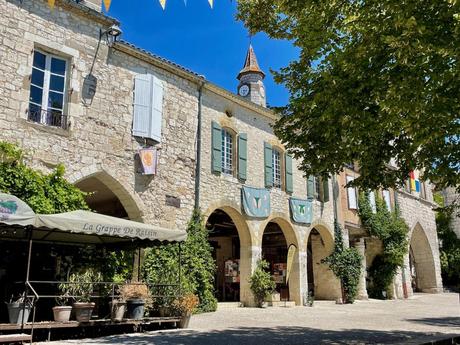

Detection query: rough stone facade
xmin=0 ymin=0 xmax=442 ymax=308
xmin=443 ymin=187 xmax=460 ymax=239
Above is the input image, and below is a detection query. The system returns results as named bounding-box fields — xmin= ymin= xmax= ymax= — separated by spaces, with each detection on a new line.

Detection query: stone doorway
xmin=206 ymin=209 xmax=241 ymax=302
xmin=409 ymin=224 xmax=437 ymax=293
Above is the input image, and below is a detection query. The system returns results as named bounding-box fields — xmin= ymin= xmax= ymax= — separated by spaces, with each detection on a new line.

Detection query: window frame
xmin=221 ymin=127 xmax=236 ymax=176
xmin=272 ymin=147 xmax=283 ymax=189
xmin=346 ymin=175 xmax=358 ymax=210
xmin=29 ymin=49 xmax=69 ymax=127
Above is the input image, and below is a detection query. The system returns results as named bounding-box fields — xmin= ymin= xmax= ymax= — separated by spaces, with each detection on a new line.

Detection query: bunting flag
xmin=48 ymin=0 xmax=55 ymax=9
xmin=208 ymin=0 xmax=214 ymax=8
xmin=103 ymin=0 xmax=112 ymax=11
xmin=159 ymin=0 xmax=166 ymax=9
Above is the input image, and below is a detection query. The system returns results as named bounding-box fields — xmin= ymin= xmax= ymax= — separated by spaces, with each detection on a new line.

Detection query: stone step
xmin=217 ymin=302 xmax=244 ymax=309
xmin=267 ymin=301 xmax=296 ymax=308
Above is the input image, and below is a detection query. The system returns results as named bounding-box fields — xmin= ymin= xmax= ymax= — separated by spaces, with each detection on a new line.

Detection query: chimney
xmin=82 ymin=0 xmax=102 ymax=12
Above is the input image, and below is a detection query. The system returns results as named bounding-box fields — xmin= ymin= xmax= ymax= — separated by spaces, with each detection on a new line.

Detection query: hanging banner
xmin=289 ymin=198 xmax=313 ymax=224
xmin=286 ymin=244 xmax=297 ymax=283
xmin=139 ymin=148 xmax=157 ymax=175
xmin=159 ymin=0 xmax=166 ymax=9
xmin=48 ymin=0 xmax=55 ymax=9
xmin=241 ymin=186 xmax=270 ymax=218
xmin=103 ymin=0 xmax=112 ymax=11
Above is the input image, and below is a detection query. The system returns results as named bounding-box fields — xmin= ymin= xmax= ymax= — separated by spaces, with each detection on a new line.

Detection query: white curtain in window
xmin=346 ymin=175 xmax=357 ymax=209
xmin=383 ymin=190 xmax=391 ymax=211
xmin=369 ymin=191 xmax=376 ymax=213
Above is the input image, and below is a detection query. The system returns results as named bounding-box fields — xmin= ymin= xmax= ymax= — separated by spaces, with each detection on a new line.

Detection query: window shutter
xmin=238 ymin=133 xmax=247 ymax=181
xmin=149 ymin=76 xmax=164 ymax=142
xmin=264 ymin=142 xmax=273 ymax=188
xmin=285 ymin=153 xmax=293 ymax=193
xmin=346 ymin=175 xmax=358 ymax=209
xmin=211 ymin=121 xmax=222 ymax=173
xmin=322 ymin=177 xmax=330 ymax=202
xmin=307 ymin=176 xmax=315 ymax=199
xmin=133 ymin=74 xmax=153 ymax=138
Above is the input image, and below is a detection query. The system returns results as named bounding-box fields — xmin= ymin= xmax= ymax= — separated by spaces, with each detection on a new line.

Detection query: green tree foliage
xmin=143 ymin=210 xmax=217 ymax=313
xmin=0 ymin=141 xmax=88 ymax=213
xmin=322 ymin=222 xmax=362 ymax=303
xmin=237 ymin=1 xmax=460 ymax=191
xmin=435 ymin=196 xmax=460 ymax=287
xmin=249 ymin=259 xmax=276 ymax=307
xmin=358 ymin=193 xmax=409 ymax=298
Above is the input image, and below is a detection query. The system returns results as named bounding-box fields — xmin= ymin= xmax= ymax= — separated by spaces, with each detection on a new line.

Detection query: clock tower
xmin=237 ymin=45 xmax=266 ymax=107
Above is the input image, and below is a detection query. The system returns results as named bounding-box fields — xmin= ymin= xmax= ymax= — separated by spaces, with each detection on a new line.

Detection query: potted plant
xmin=52 ymin=292 xmax=72 ymax=322
xmin=5 ymin=294 xmax=33 ymax=324
xmin=109 ymin=283 xmax=128 ymax=322
xmin=249 ymin=260 xmax=276 ymax=308
xmin=306 ymin=290 xmax=315 ymax=307
xmin=171 ymin=294 xmax=199 ymax=329
xmin=120 ymin=283 xmax=152 ymax=320
xmin=60 ymin=268 xmax=102 ymax=322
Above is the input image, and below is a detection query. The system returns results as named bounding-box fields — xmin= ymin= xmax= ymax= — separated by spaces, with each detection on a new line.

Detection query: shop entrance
xmin=206 ymin=209 xmax=240 ymax=302
xmin=262 ymin=222 xmax=289 ymax=301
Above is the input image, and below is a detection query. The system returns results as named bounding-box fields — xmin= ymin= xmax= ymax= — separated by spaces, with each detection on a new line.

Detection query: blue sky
xmin=105 ymin=0 xmax=299 ymax=107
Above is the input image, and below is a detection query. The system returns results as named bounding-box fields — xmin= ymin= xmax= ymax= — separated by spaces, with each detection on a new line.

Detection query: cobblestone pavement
xmin=38 ymin=293 xmax=459 ymax=345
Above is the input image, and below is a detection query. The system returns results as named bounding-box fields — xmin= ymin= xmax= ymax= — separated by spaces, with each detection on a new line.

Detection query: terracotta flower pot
xmin=73 ymin=302 xmax=95 ymax=322
xmin=52 ymin=306 xmax=72 ymax=322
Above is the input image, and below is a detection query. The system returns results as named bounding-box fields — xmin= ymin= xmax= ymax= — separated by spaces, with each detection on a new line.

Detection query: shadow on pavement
xmin=78 ymin=326 xmax=458 ymax=345
xmin=405 ymin=317 xmax=460 ymax=328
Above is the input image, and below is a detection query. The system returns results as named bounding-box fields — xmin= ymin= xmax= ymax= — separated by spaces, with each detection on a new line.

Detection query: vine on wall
xmin=358 ymin=192 xmax=409 ymax=298
xmin=322 ymin=221 xmax=362 ymax=303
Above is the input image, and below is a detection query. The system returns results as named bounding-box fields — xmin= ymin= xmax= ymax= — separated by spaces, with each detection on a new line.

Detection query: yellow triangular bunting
xmin=208 ymin=0 xmax=213 ymax=8
xmin=159 ymin=0 xmax=166 ymax=10
xmin=48 ymin=0 xmax=55 ymax=9
xmin=103 ymin=0 xmax=111 ymax=11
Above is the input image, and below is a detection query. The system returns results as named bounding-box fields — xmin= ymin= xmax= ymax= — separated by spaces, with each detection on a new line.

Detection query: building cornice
xmin=54 ymin=0 xmax=119 ymax=26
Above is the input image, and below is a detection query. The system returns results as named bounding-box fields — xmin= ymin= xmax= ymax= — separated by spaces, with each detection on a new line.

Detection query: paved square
xmin=40 ymin=293 xmax=459 ymax=345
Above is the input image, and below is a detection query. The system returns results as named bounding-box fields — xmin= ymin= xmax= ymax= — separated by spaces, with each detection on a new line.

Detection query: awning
xmin=0 ymin=193 xmax=186 ymax=244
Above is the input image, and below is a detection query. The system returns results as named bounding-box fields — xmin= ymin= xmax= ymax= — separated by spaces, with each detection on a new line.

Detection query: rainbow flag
xmin=409 ymin=171 xmax=421 ymax=192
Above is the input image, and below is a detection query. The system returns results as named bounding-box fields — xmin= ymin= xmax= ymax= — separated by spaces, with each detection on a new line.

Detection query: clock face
xmin=239 ymin=84 xmax=250 ymax=97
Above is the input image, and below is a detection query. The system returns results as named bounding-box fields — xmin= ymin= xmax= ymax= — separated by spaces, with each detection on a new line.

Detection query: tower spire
xmin=236 ymin=45 xmax=267 ymax=107
xmin=237 ymin=45 xmax=265 ymax=80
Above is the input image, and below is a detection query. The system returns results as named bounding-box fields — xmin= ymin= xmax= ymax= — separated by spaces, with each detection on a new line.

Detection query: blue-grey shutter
xmin=307 ymin=175 xmax=315 ymax=199
xmin=264 ymin=142 xmax=273 ymax=188
xmin=322 ymin=177 xmax=330 ymax=202
xmin=238 ymin=133 xmax=247 ymax=181
xmin=285 ymin=153 xmax=293 ymax=193
xmin=211 ymin=121 xmax=222 ymax=173
xmin=149 ymin=76 xmax=164 ymax=142
xmin=133 ymin=74 xmax=153 ymax=138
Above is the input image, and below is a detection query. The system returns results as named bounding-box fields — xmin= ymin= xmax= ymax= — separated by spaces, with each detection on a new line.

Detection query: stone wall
xmin=443 ymin=187 xmax=460 ymax=239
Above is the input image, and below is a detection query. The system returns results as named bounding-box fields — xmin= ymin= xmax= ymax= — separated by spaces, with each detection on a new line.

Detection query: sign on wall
xmin=289 ymin=198 xmax=313 ymax=224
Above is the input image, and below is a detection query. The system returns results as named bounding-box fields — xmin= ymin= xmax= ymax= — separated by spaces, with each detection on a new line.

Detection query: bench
xmin=0 ymin=333 xmax=32 ymax=344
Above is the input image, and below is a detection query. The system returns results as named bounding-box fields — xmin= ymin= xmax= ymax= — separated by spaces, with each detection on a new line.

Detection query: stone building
xmin=443 ymin=187 xmax=460 ymax=239
xmin=0 ymin=0 xmax=442 ymax=307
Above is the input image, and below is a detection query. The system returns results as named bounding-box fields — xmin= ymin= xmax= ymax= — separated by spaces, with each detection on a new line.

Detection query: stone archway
xmin=409 ymin=223 xmax=438 ymax=292
xmin=306 ymin=224 xmax=341 ymax=300
xmin=259 ymin=216 xmax=302 ymax=305
xmin=71 ymin=169 xmax=143 ymax=221
xmin=204 ymin=204 xmax=253 ymax=305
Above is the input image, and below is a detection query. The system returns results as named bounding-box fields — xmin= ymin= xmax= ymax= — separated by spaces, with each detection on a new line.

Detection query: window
xmin=315 ymin=177 xmax=321 ymax=201
xmin=221 ymin=129 xmax=234 ymax=175
xmin=382 ymin=190 xmax=392 ymax=211
xmin=272 ymin=149 xmax=282 ymax=188
xmin=369 ymin=191 xmax=376 ymax=213
xmin=29 ymin=50 xmax=68 ymax=128
xmin=346 ymin=175 xmax=358 ymax=210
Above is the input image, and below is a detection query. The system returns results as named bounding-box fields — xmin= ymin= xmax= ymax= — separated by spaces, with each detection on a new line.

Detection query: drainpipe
xmin=194 ymin=79 xmax=206 ymax=210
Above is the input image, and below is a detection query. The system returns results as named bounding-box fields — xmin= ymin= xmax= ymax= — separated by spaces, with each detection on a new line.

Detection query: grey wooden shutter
xmin=211 ymin=121 xmax=222 ymax=173
xmin=149 ymin=76 xmax=164 ymax=142
xmin=264 ymin=142 xmax=273 ymax=188
xmin=238 ymin=133 xmax=247 ymax=181
xmin=133 ymin=74 xmax=153 ymax=138
xmin=285 ymin=153 xmax=293 ymax=193
xmin=322 ymin=177 xmax=330 ymax=202
xmin=307 ymin=175 xmax=315 ymax=199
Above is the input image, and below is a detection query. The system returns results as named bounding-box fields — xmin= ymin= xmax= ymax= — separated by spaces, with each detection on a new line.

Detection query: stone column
xmin=240 ymin=245 xmax=261 ymax=307
xmin=354 ymin=238 xmax=368 ymax=300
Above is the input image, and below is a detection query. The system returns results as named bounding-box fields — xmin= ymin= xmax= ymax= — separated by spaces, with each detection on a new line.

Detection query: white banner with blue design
xmin=242 ymin=186 xmax=270 ymax=218
xmin=289 ymin=198 xmax=313 ymax=224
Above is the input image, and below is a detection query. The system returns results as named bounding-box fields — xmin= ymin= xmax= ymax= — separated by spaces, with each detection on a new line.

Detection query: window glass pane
xmin=28 ymin=103 xmax=42 ymax=122
xmin=31 ymin=68 xmax=44 ymax=87
xmin=346 ymin=175 xmax=357 ymax=209
xmin=315 ymin=177 xmax=321 ymax=200
xmin=33 ymin=51 xmax=46 ymax=69
xmin=51 ymin=57 xmax=66 ymax=76
xmin=272 ymin=150 xmax=281 ymax=188
xmin=48 ymin=91 xmax=63 ymax=110
xmin=49 ymin=75 xmax=65 ymax=92
xmin=221 ymin=130 xmax=233 ymax=175
xmin=29 ymin=85 xmax=43 ymax=105
xmin=46 ymin=109 xmax=63 ymax=127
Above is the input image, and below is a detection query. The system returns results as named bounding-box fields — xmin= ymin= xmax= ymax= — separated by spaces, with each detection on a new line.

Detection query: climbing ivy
xmin=322 ymin=221 xmax=362 ymax=303
xmin=358 ymin=192 xmax=409 ymax=298
xmin=0 ymin=141 xmax=88 ymax=213
xmin=143 ymin=209 xmax=217 ymax=313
